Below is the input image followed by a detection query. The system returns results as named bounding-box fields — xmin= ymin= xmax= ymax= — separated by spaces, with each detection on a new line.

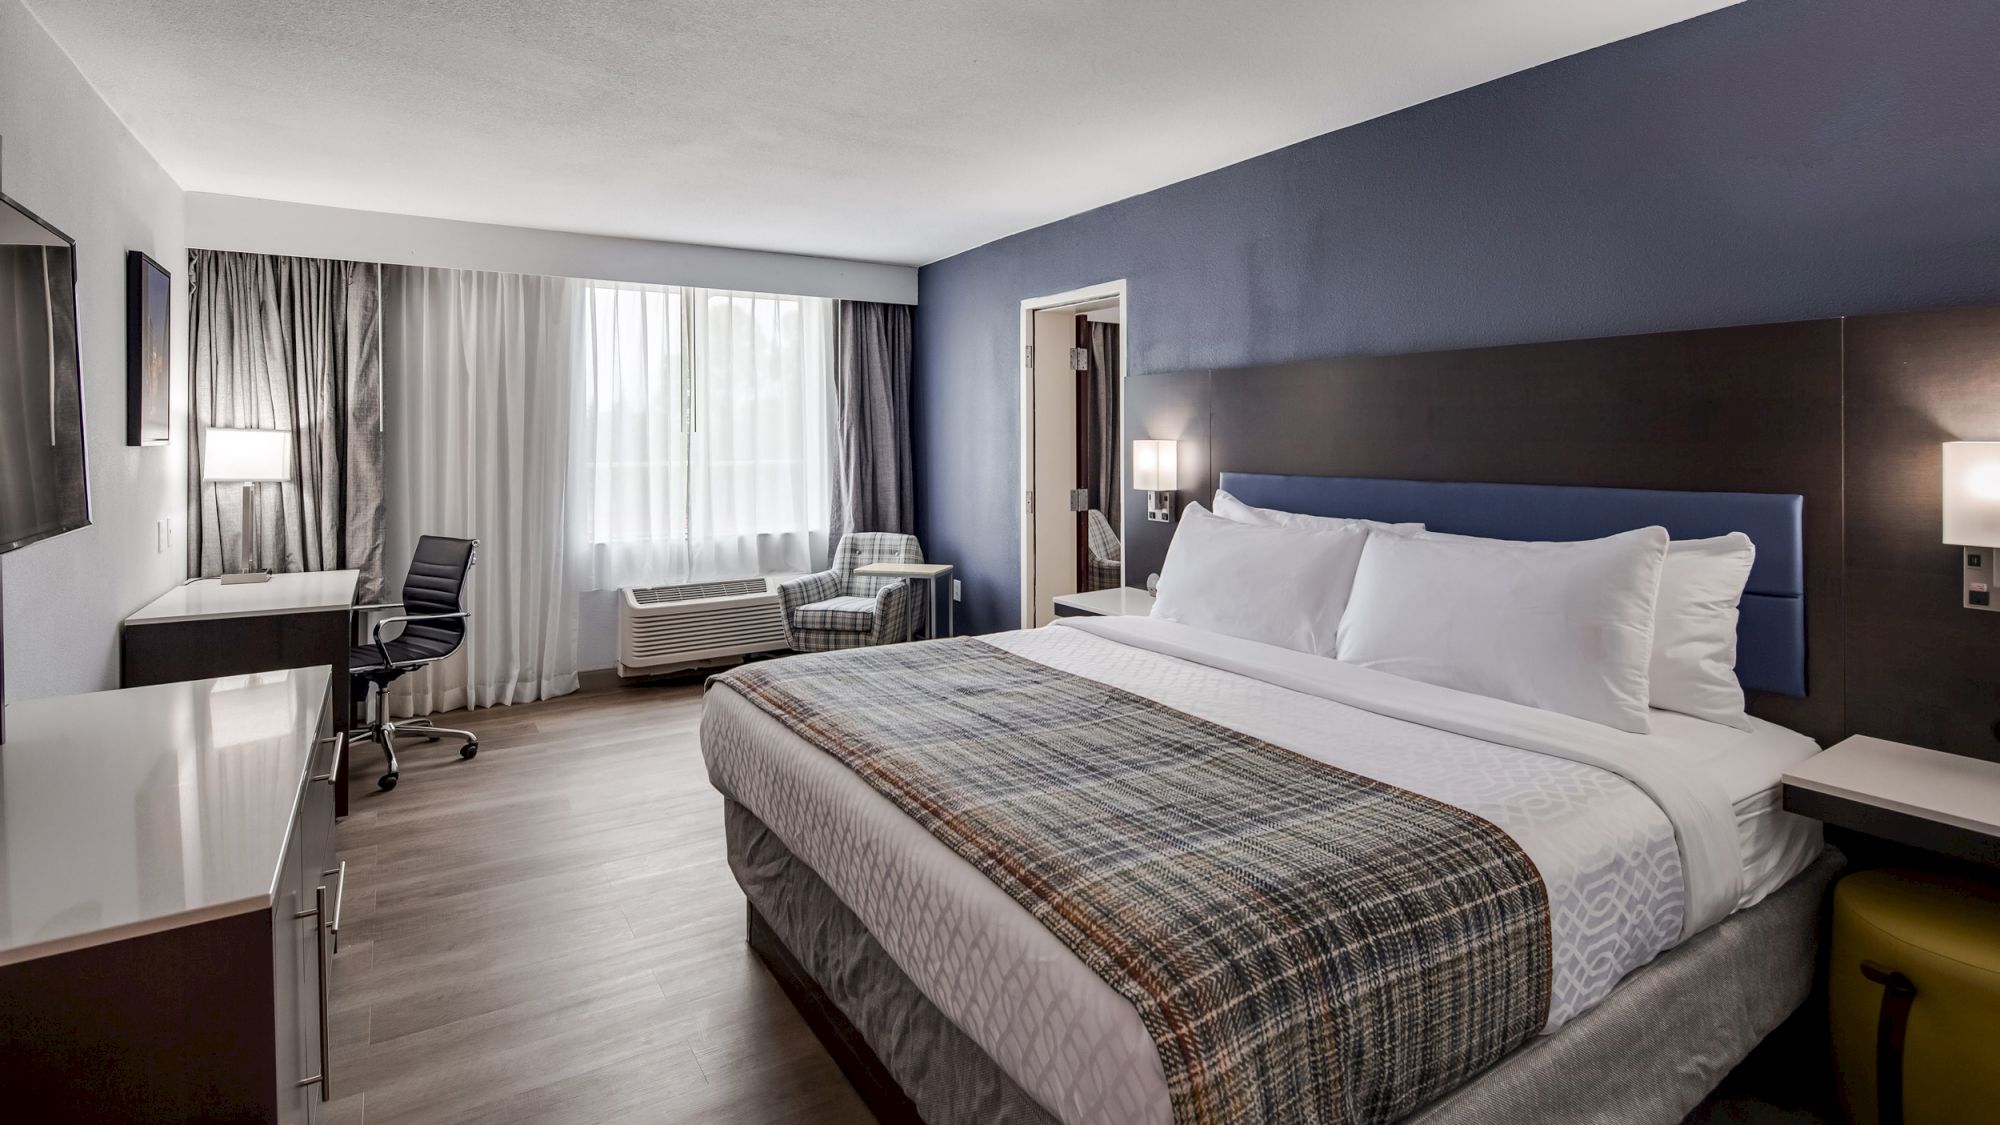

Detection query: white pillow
xmin=1212 ymin=489 xmax=1424 ymax=536
xmin=1151 ymin=503 xmax=1371 ymax=657
xmin=1650 ymin=534 xmax=1756 ymax=730
xmin=1336 ymin=526 xmax=1670 ymax=733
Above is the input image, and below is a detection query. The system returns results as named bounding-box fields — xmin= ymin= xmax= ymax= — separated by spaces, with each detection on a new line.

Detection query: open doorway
xmin=1019 ymin=281 xmax=1127 ymax=627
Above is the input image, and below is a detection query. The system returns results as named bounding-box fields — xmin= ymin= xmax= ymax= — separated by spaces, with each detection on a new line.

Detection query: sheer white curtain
xmin=381 ymin=266 xmax=589 ymax=713
xmin=583 ymin=284 xmax=834 ymax=589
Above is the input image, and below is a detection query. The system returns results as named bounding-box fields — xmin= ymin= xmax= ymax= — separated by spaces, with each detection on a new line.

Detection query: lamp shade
xmin=203 ymin=428 xmax=293 ymax=483
xmin=1943 ymin=442 xmax=2000 ymax=545
xmin=1132 ymin=439 xmax=1178 ymax=492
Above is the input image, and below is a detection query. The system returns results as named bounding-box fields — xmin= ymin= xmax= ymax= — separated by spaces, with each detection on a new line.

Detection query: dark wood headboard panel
xmin=1843 ymin=308 xmax=2000 ymax=761
xmin=1125 ymin=320 xmax=1846 ymax=742
xmin=1126 ymin=304 xmax=2000 ymax=757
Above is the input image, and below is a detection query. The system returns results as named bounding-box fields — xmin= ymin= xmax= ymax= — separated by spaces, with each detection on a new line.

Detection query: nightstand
xmin=1782 ymin=735 xmax=2000 ymax=866
xmin=1051 ymin=587 xmax=1153 ymax=618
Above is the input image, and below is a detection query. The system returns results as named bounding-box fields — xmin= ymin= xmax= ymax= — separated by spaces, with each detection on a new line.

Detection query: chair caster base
xmin=460 ymin=741 xmax=479 ymax=760
xmin=378 ymin=772 xmax=399 ymax=791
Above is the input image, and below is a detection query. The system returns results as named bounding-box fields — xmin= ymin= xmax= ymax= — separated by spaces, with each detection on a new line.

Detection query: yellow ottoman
xmin=1830 ymin=870 xmax=2000 ymax=1125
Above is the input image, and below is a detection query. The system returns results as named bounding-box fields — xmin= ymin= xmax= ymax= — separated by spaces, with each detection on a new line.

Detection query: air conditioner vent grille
xmin=632 ymin=578 xmax=769 ymax=604
xmin=617 ymin=575 xmax=791 ymax=676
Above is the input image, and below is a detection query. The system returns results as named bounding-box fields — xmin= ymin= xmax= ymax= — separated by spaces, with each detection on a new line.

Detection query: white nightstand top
xmin=1783 ymin=735 xmax=2000 ymax=839
xmin=1052 ymin=587 xmax=1154 ymax=617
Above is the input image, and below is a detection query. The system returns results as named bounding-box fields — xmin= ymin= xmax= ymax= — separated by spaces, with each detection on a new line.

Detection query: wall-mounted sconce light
xmin=1133 ymin=439 xmax=1178 ymax=523
xmin=1943 ymin=441 xmax=2000 ymax=611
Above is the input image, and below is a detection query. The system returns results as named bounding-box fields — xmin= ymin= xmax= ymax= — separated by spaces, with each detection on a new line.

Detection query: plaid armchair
xmin=778 ymin=533 xmax=926 ymax=652
xmin=1086 ymin=509 xmax=1122 ymax=591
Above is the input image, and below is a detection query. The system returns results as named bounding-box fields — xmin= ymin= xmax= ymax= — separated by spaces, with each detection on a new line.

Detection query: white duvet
xmin=701 ymin=617 xmax=1823 ymax=1125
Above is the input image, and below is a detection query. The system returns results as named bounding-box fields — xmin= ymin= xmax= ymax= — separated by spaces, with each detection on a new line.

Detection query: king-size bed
xmin=700 ymin=473 xmax=1838 ymax=1125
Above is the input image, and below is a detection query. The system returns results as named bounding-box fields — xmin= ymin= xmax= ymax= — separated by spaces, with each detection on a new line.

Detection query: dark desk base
xmin=122 ymin=608 xmax=352 ymax=815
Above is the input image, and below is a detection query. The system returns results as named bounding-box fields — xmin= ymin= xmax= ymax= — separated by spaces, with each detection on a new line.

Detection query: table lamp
xmin=204 ymin=427 xmax=292 ymax=584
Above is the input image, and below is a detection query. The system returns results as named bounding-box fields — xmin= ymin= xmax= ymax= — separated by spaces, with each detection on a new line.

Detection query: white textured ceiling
xmin=24 ymin=0 xmax=1736 ymax=265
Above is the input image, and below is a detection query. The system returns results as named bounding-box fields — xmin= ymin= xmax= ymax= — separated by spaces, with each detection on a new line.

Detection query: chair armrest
xmin=778 ymin=571 xmax=841 ymax=647
xmin=779 ymin=571 xmax=840 ymax=613
xmin=871 ymin=579 xmax=914 ymax=644
xmin=351 ymin=602 xmax=404 ymax=647
xmin=370 ymin=610 xmax=470 ymax=668
xmin=371 ymin=610 xmax=470 ymax=645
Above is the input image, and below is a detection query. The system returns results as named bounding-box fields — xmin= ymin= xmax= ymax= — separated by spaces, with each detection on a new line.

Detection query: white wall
xmin=187 ymin=193 xmax=917 ymax=304
xmin=2 ymin=0 xmax=188 ymax=700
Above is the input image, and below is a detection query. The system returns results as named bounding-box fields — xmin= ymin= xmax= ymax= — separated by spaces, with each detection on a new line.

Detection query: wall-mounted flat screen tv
xmin=0 ymin=191 xmax=88 ymax=554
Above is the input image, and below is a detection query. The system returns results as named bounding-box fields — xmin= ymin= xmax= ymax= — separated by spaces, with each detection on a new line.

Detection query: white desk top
xmin=0 ymin=667 xmax=331 ymax=965
xmin=1783 ymin=735 xmax=2000 ymax=838
xmin=1052 ymin=587 xmax=1154 ymax=617
xmin=125 ymin=570 xmax=359 ymax=624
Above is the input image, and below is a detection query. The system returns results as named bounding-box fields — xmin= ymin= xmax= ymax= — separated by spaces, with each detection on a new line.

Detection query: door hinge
xmin=1024 ymin=344 xmax=1034 ymax=366
xmin=1025 ymin=490 xmax=1035 ymax=515
xmin=1070 ymin=347 xmax=1090 ymax=372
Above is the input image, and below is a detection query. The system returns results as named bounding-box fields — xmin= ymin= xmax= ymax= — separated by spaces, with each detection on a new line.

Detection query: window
xmin=582 ymin=283 xmax=834 ymax=588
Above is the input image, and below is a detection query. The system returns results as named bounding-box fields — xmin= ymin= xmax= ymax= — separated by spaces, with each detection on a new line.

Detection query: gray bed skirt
xmin=724 ymin=797 xmax=1843 ymax=1125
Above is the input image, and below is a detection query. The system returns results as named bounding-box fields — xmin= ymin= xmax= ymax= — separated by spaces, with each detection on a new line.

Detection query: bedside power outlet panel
xmin=1965 ymin=548 xmax=1997 ymax=611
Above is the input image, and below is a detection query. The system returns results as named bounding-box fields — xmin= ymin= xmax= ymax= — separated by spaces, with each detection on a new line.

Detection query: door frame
xmin=1018 ymin=279 xmax=1128 ymax=629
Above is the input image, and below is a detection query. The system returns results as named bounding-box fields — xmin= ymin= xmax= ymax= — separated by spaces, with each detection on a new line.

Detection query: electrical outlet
xmin=156 ymin=518 xmax=171 ymax=553
xmin=951 ymin=579 xmax=962 ymax=602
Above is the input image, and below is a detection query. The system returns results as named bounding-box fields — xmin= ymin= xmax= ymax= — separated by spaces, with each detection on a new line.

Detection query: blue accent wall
xmin=913 ymin=0 xmax=2000 ymax=635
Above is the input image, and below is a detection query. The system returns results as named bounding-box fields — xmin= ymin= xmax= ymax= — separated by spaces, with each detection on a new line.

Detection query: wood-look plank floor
xmin=324 ymin=680 xmax=875 ymax=1125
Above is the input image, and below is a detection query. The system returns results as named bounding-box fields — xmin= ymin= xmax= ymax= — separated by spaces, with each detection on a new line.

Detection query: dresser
xmin=0 ymin=667 xmax=343 ymax=1124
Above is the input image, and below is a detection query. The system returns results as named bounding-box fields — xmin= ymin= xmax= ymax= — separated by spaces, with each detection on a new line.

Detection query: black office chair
xmin=351 ymin=535 xmax=479 ymax=791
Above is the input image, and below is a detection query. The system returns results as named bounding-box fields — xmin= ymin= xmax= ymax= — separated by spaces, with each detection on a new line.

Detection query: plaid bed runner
xmin=716 ymin=638 xmax=1553 ymax=1125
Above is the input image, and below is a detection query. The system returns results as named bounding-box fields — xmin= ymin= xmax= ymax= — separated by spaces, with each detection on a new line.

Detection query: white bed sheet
xmin=701 ymin=620 xmax=1823 ymax=1125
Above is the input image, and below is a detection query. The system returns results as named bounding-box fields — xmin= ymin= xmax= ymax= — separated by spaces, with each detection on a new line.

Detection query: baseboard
xmin=576 ymin=667 xmax=623 ymax=693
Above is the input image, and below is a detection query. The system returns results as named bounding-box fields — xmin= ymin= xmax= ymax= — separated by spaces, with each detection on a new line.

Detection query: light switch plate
xmin=951 ymin=579 xmax=962 ymax=602
xmin=1965 ymin=547 xmax=1996 ymax=611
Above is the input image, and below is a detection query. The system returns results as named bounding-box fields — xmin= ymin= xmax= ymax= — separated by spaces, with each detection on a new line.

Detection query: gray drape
xmin=1084 ymin=322 xmax=1121 ymax=533
xmin=187 ymin=250 xmax=385 ymax=598
xmin=830 ymin=300 xmax=915 ymax=544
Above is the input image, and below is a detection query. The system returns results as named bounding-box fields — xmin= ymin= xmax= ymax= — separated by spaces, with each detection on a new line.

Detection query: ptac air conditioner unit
xmin=617 ymin=577 xmax=790 ymax=677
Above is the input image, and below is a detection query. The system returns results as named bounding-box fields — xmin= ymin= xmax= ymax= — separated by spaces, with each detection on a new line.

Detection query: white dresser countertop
xmin=0 ymin=667 xmax=331 ymax=965
xmin=125 ymin=570 xmax=360 ymax=625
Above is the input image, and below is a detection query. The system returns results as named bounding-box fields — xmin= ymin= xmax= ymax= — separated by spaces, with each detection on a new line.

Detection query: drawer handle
xmin=311 ymin=732 xmax=346 ymax=787
xmin=320 ymin=860 xmax=348 ymax=953
xmin=294 ymin=885 xmax=333 ymax=1101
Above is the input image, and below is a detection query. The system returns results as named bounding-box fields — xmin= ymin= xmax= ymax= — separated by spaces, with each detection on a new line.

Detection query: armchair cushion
xmin=793 ymin=596 xmax=880 ymax=633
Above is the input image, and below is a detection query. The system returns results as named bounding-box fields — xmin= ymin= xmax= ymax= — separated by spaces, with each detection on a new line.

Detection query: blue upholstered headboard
xmin=1218 ymin=473 xmax=1807 ymax=697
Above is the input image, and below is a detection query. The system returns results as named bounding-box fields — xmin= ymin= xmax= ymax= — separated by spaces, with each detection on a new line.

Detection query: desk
xmin=123 ymin=570 xmax=359 ymax=815
xmin=1782 ymin=734 xmax=2000 ymax=867
xmin=854 ymin=562 xmax=954 ymax=639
